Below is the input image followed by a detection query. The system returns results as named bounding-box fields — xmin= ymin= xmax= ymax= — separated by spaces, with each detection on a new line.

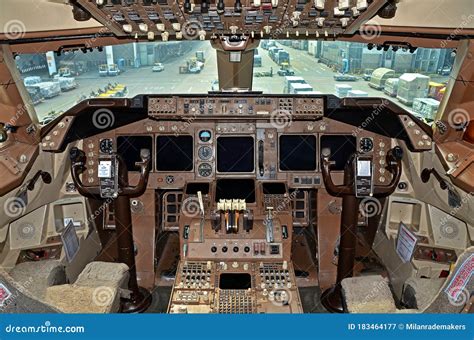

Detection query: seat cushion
xmin=45 ymin=284 xmax=120 ymax=313
xmin=341 ymin=275 xmax=397 ymax=313
xmin=75 ymin=261 xmax=129 ymax=289
xmin=8 ymin=260 xmax=66 ymax=300
xmin=0 ymin=270 xmax=60 ymax=313
xmin=44 ymin=262 xmax=129 ymax=313
xmin=402 ymin=277 xmax=445 ymax=310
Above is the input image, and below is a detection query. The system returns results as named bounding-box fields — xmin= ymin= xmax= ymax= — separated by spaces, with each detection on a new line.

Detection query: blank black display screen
xmin=117 ymin=136 xmax=153 ymax=171
xmin=279 ymin=135 xmax=317 ymax=171
xmin=156 ymin=136 xmax=193 ymax=171
xmin=217 ymin=136 xmax=254 ymax=172
xmin=219 ymin=273 xmax=252 ymax=289
xmin=320 ymin=135 xmax=357 ymax=170
xmin=215 ymin=178 xmax=256 ymax=203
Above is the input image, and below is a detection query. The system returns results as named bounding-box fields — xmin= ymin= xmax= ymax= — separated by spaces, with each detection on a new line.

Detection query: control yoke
xmin=70 ymin=147 xmax=151 ymax=198
xmin=69 ymin=146 xmax=152 ymax=313
xmin=321 ymin=146 xmax=403 ymax=197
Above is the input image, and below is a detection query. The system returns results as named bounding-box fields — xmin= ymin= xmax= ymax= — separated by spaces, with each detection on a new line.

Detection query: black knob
xmin=378 ymin=2 xmax=397 ymax=19
xmin=244 ymin=246 xmax=250 ymax=253
xmin=69 ymin=147 xmax=85 ymax=162
xmin=222 ymin=246 xmax=228 ymax=253
xmin=201 ymin=0 xmax=209 ymax=13
xmin=184 ymin=0 xmax=192 ymax=13
xmin=217 ymin=0 xmax=225 ymax=13
xmin=234 ymin=0 xmax=242 ymax=12
xmin=233 ymin=246 xmax=239 ymax=253
xmin=391 ymin=146 xmax=403 ymax=161
xmin=211 ymin=246 xmax=217 ymax=253
xmin=397 ymin=182 xmax=408 ymax=190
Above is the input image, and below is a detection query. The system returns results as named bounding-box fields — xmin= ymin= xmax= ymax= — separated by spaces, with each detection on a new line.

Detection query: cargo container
xmin=283 ymin=76 xmax=306 ymax=93
xmin=412 ymin=97 xmax=440 ymax=122
xmin=24 ymin=76 xmax=61 ymax=99
xmin=383 ymin=78 xmax=399 ymax=97
xmin=369 ymin=68 xmax=395 ymax=90
xmin=347 ymin=90 xmax=368 ymax=97
xmin=335 ymin=84 xmax=352 ymax=97
xmin=397 ymin=73 xmax=430 ymax=106
xmin=289 ymin=83 xmax=313 ymax=94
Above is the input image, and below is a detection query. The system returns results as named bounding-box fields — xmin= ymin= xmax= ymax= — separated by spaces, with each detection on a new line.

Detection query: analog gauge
xmin=198 ymin=163 xmax=212 ymax=177
xmin=198 ymin=146 xmax=212 ymax=160
xmin=359 ymin=137 xmax=374 ymax=153
xmin=199 ymin=130 xmax=212 ymax=143
xmin=99 ymin=138 xmax=113 ymax=154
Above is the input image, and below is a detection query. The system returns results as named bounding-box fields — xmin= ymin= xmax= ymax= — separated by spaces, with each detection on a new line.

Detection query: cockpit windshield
xmin=15 ymin=40 xmax=453 ymax=125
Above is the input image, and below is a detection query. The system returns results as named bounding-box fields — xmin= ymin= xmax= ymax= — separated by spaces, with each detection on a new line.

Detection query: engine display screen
xmin=117 ymin=136 xmax=153 ymax=171
xmin=219 ymin=273 xmax=252 ymax=289
xmin=279 ymin=135 xmax=317 ymax=171
xmin=156 ymin=136 xmax=193 ymax=171
xmin=320 ymin=135 xmax=357 ymax=171
xmin=217 ymin=136 xmax=254 ymax=173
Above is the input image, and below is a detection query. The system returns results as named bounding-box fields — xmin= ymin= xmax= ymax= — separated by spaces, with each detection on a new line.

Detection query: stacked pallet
xmin=397 ymin=73 xmax=430 ymax=106
xmin=335 ymin=84 xmax=352 ymax=97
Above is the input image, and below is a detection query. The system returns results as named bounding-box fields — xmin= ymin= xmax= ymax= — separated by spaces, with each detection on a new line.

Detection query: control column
xmin=319 ymin=146 xmax=403 ymax=313
xmin=70 ymin=147 xmax=152 ymax=313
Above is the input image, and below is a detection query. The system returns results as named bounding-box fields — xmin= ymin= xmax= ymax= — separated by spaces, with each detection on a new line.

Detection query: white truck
xmin=53 ymin=75 xmax=78 ymax=91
